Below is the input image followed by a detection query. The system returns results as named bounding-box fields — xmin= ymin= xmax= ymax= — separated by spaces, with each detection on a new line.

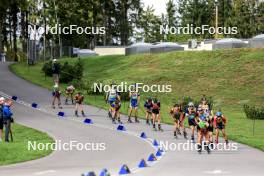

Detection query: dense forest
xmin=0 ymin=0 xmax=264 ymax=61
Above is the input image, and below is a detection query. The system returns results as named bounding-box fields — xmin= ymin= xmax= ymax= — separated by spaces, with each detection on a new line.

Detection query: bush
xmin=42 ymin=61 xmax=53 ymax=76
xmin=73 ymin=58 xmax=84 ymax=80
xmin=60 ymin=62 xmax=75 ymax=83
xmin=5 ymin=50 xmax=26 ymax=62
xmin=70 ymin=79 xmax=85 ymax=90
xmin=120 ymin=91 xmax=130 ymax=101
xmin=243 ymin=104 xmax=264 ymax=120
xmin=41 ymin=59 xmax=84 ymax=84
xmin=86 ymin=81 xmax=105 ymax=96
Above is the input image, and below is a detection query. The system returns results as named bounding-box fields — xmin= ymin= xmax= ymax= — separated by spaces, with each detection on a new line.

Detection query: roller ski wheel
xmin=183 ymin=131 xmax=188 ymax=139
xmin=174 ymin=131 xmax=178 ymax=139
xmin=112 ymin=119 xmax=116 ymax=124
xmin=197 ymin=144 xmax=202 ymax=154
xmin=108 ymin=111 xmax=112 ymax=119
xmin=206 ymin=146 xmax=211 ymax=154
xmin=176 ymin=128 xmax=181 ymax=135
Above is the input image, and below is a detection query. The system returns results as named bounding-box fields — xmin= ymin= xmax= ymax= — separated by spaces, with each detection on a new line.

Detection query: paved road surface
xmin=0 ymin=62 xmax=263 ymax=176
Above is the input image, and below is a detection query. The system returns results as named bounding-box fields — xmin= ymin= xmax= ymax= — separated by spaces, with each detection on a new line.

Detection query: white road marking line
xmin=204 ymin=169 xmax=229 ymax=175
xmin=34 ymin=170 xmax=56 ymax=175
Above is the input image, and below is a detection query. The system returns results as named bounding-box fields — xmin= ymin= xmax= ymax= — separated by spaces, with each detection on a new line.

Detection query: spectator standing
xmin=0 ymin=97 xmax=5 ymax=142
xmin=52 ymin=59 xmax=60 ymax=84
xmin=2 ymin=99 xmax=13 ymax=142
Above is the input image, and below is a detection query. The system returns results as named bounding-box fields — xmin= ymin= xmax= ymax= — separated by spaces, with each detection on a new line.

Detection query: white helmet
xmin=188 ymin=102 xmax=194 ymax=107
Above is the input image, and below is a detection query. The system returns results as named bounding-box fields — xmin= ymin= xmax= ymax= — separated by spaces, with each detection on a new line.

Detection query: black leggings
xmin=0 ymin=118 xmax=3 ymax=130
xmin=4 ymin=119 xmax=11 ymax=142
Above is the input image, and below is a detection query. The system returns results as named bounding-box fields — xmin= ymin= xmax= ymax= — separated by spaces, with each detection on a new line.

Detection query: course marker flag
xmin=119 ymin=164 xmax=130 ymax=175
xmin=31 ymin=103 xmax=38 ymax=108
xmin=138 ymin=159 xmax=147 ymax=168
xmin=117 ymin=125 xmax=126 ymax=131
xmin=84 ymin=118 xmax=93 ymax=124
xmin=140 ymin=132 xmax=147 ymax=139
xmin=148 ymin=153 xmax=157 ymax=162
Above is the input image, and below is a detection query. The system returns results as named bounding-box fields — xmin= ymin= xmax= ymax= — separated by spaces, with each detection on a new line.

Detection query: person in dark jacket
xmin=2 ymin=99 xmax=13 ymax=142
xmin=52 ymin=59 xmax=60 ymax=84
xmin=0 ymin=97 xmax=5 ymax=142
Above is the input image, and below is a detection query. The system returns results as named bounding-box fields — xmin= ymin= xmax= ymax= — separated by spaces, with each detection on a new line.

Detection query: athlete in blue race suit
xmin=128 ymin=86 xmax=140 ymax=123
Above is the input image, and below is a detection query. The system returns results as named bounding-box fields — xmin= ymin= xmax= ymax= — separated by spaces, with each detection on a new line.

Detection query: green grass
xmin=0 ymin=123 xmax=54 ymax=165
xmin=10 ymin=48 xmax=264 ymax=151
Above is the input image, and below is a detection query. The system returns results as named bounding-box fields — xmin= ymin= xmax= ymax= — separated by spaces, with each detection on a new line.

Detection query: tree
xmin=135 ymin=6 xmax=163 ymax=43
xmin=115 ymin=0 xmax=141 ymax=45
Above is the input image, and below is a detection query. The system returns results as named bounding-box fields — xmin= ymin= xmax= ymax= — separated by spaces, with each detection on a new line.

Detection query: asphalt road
xmin=0 ymin=62 xmax=264 ymax=176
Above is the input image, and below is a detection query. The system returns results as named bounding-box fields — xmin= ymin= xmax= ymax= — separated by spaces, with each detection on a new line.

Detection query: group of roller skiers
xmin=105 ymin=84 xmax=229 ymax=153
xmin=170 ymin=97 xmax=229 ymax=153
xmin=51 ymin=83 xmax=86 ymax=117
xmin=105 ymin=84 xmax=163 ymax=132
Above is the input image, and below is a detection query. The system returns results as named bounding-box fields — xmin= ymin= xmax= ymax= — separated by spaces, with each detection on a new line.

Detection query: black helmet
xmin=174 ymin=104 xmax=180 ymax=107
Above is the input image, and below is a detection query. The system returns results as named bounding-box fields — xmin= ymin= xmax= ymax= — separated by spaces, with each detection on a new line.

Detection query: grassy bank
xmin=10 ymin=48 xmax=264 ymax=151
xmin=0 ymin=123 xmax=54 ymax=165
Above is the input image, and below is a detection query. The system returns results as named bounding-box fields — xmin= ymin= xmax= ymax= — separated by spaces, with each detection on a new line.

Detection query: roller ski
xmin=146 ymin=119 xmax=150 ymax=125
xmin=81 ymin=110 xmax=86 ymax=117
xmin=174 ymin=131 xmax=178 ymax=139
xmin=158 ymin=124 xmax=163 ymax=132
xmin=183 ymin=131 xmax=188 ymax=139
xmin=153 ymin=124 xmax=157 ymax=131
xmin=118 ymin=118 xmax=123 ymax=124
xmin=128 ymin=117 xmax=133 ymax=123
xmin=197 ymin=144 xmax=202 ymax=154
